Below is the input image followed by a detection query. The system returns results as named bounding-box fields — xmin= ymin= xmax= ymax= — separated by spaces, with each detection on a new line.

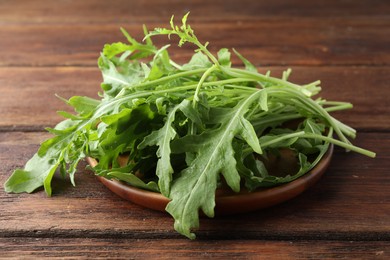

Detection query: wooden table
xmin=1 ymin=0 xmax=389 ymax=258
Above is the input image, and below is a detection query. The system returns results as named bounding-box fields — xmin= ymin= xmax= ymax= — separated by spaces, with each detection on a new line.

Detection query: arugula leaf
xmin=4 ymin=153 xmax=60 ymax=195
xmin=108 ymin=171 xmax=159 ymax=192
xmin=217 ymin=48 xmax=232 ymax=67
xmin=233 ymin=48 xmax=257 ymax=73
xmin=66 ymin=96 xmax=100 ymax=116
xmin=167 ymin=91 xmax=265 ymax=238
xmin=137 ymin=103 xmax=181 ymax=196
xmin=4 ymin=124 xmax=88 ymax=195
xmin=99 ymin=55 xmax=144 ymax=98
xmin=182 ymin=52 xmax=212 ymax=70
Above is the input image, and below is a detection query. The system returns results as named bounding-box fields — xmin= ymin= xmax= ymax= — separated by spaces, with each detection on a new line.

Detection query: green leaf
xmin=4 ymin=124 xmax=88 ymax=194
xmin=67 ymin=96 xmax=100 ymax=116
xmin=258 ymin=89 xmax=268 ymax=111
xmin=166 ymin=90 xmax=264 ymax=239
xmin=4 ymin=153 xmax=60 ymax=195
xmin=98 ymin=103 xmax=156 ymax=169
xmin=233 ymin=48 xmax=257 ymax=73
xmin=302 ymin=118 xmax=325 ymax=145
xmin=102 ymin=42 xmax=133 ymax=59
xmin=137 ymin=99 xmax=200 ymax=196
xmin=99 ymin=55 xmax=144 ymax=97
xmin=138 ymin=104 xmax=180 ymax=196
xmin=238 ymin=117 xmax=262 ymax=154
xmin=217 ymin=48 xmax=231 ymax=67
xmin=108 ymin=171 xmax=159 ymax=192
xmin=182 ymin=52 xmax=212 ymax=70
xmin=233 ymin=142 xmax=269 ymax=191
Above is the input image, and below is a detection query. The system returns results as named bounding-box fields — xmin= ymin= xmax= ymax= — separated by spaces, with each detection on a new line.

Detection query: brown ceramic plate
xmin=86 ymin=144 xmax=333 ymax=216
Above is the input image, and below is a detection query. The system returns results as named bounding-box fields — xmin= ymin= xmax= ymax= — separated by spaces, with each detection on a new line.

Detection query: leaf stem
xmin=260 ymin=131 xmax=306 ymax=148
xmin=192 ymin=65 xmax=218 ymax=106
xmin=128 ymin=68 xmax=208 ymax=91
xmin=222 ymin=67 xmax=317 ymax=96
xmin=302 ymin=133 xmax=376 ymax=158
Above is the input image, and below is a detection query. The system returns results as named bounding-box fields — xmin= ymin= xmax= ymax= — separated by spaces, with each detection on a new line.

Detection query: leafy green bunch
xmin=4 ymin=13 xmax=375 ymax=239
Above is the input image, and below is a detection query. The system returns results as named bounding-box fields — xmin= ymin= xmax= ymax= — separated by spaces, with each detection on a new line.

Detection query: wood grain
xmin=0 ymin=238 xmax=388 ymax=259
xmin=1 ymin=0 xmax=389 ymax=24
xmin=0 ymin=67 xmax=100 ymax=131
xmin=0 ymin=18 xmax=389 ymax=67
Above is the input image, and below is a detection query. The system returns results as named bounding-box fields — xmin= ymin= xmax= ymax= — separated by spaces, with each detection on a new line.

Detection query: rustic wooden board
xmin=1 ymin=0 xmax=389 ymax=24
xmin=0 ymin=18 xmax=389 ymax=66
xmin=0 ymin=238 xmax=388 ymax=259
xmin=0 ymin=67 xmax=100 ymax=131
xmin=0 ymin=66 xmax=388 ymax=130
xmin=0 ymin=0 xmax=388 ymax=258
xmin=1 ymin=132 xmax=388 ymax=240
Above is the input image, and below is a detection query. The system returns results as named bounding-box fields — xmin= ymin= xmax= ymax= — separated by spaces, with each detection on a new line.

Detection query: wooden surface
xmin=0 ymin=0 xmax=389 ymax=258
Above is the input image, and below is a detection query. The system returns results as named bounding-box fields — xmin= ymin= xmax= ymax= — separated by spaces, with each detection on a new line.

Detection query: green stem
xmin=302 ymin=133 xmax=376 ymax=158
xmin=267 ymin=87 xmax=352 ymax=145
xmin=260 ymin=131 xmax=306 ymax=148
xmin=322 ymin=103 xmax=353 ymax=112
xmin=122 ymin=68 xmax=208 ymax=92
xmin=222 ymin=67 xmax=317 ymax=97
xmin=192 ymin=65 xmax=218 ymax=106
xmin=251 ymin=113 xmax=303 ymax=128
xmin=198 ymin=45 xmax=220 ymax=65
